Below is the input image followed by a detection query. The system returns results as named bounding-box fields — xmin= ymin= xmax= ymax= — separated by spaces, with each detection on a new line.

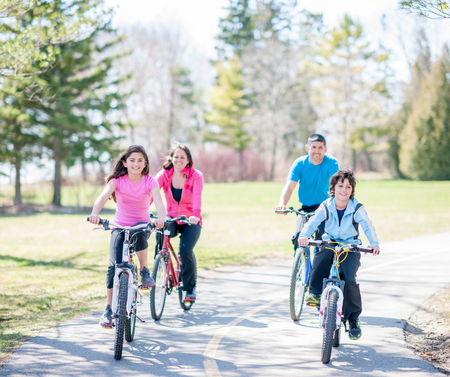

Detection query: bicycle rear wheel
xmin=114 ymin=273 xmax=128 ymax=360
xmin=178 ymin=253 xmax=197 ymax=311
xmin=321 ymin=289 xmax=338 ymax=364
xmin=150 ymin=254 xmax=167 ymax=320
xmin=125 ymin=287 xmax=137 ymax=342
xmin=289 ymin=248 xmax=307 ymax=321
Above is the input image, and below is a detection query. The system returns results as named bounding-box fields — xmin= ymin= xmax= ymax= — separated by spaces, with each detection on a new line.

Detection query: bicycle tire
xmin=321 ymin=289 xmax=338 ymax=364
xmin=114 ymin=273 xmax=128 ymax=360
xmin=150 ymin=254 xmax=167 ymax=320
xmin=178 ymin=253 xmax=197 ymax=311
xmin=332 ymin=322 xmax=341 ymax=348
xmin=125 ymin=287 xmax=137 ymax=342
xmin=289 ymin=248 xmax=307 ymax=321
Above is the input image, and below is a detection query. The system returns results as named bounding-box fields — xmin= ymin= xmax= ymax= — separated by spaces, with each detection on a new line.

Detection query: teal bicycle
xmin=308 ymin=240 xmax=373 ymax=364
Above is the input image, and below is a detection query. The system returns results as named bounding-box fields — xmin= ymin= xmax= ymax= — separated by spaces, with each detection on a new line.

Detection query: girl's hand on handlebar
xmin=89 ymin=214 xmax=101 ymax=225
xmin=298 ymin=236 xmax=309 ymax=247
xmin=154 ymin=218 xmax=165 ymax=228
xmin=189 ymin=216 xmax=200 ymax=225
xmin=369 ymin=245 xmax=380 ymax=256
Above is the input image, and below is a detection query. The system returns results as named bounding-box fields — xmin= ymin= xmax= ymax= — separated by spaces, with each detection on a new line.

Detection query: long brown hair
xmin=105 ymin=145 xmax=150 ymax=202
xmin=162 ymin=142 xmax=194 ymax=170
xmin=329 ymin=169 xmax=358 ymax=199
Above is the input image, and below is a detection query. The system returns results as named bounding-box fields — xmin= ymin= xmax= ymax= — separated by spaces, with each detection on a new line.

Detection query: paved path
xmin=2 ymin=233 xmax=450 ymax=376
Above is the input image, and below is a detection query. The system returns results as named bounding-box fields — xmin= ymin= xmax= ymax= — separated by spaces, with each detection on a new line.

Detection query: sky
xmin=104 ymin=0 xmax=402 ymax=59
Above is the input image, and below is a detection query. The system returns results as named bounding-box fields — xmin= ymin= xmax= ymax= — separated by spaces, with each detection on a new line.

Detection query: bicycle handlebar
xmin=86 ymin=217 xmax=155 ymax=232
xmin=149 ymin=213 xmax=194 ymax=226
xmin=307 ymin=240 xmax=374 ymax=253
xmin=274 ymin=206 xmax=313 ymax=216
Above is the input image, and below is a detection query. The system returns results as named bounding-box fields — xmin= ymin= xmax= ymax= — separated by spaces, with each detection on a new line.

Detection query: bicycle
xmin=150 ymin=215 xmax=197 ymax=321
xmin=307 ymin=240 xmax=373 ymax=364
xmin=87 ymin=217 xmax=153 ymax=360
xmin=275 ymin=207 xmax=316 ymax=321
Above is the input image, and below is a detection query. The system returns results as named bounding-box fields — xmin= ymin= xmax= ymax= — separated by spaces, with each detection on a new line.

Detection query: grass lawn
xmin=1 ymin=180 xmax=450 ymax=365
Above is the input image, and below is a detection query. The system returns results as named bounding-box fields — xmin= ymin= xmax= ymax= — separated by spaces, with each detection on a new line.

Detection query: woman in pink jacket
xmin=155 ymin=143 xmax=204 ymax=302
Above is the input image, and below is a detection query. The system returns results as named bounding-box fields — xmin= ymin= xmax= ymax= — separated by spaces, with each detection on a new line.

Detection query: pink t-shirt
xmin=112 ymin=174 xmax=158 ymax=226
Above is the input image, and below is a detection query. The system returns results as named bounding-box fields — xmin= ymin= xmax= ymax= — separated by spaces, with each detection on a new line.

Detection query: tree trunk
xmin=13 ymin=158 xmax=22 ymax=206
xmin=81 ymin=155 xmax=87 ymax=181
xmin=269 ymin=134 xmax=277 ymax=181
xmin=167 ymin=81 xmax=176 ymax=151
xmin=52 ymin=141 xmax=62 ymax=207
xmin=362 ymin=149 xmax=375 ymax=171
xmin=238 ymin=150 xmax=244 ymax=181
xmin=352 ymin=149 xmax=357 ymax=171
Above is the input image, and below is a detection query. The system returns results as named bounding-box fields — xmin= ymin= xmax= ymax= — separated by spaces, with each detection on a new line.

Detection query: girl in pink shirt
xmin=89 ymin=145 xmax=165 ymax=327
xmin=156 ymin=143 xmax=204 ymax=302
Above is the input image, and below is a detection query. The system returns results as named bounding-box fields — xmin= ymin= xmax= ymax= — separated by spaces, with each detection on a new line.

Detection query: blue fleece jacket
xmin=299 ymin=197 xmax=379 ymax=247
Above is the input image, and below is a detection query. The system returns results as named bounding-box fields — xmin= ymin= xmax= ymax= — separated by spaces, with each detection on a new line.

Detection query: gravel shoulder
xmin=405 ymin=285 xmax=450 ymax=375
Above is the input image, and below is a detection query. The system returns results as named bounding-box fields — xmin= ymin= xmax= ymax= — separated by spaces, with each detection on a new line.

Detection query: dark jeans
xmin=155 ymin=222 xmax=201 ymax=293
xmin=106 ymin=224 xmax=150 ymax=289
xmin=309 ymin=242 xmax=362 ymax=322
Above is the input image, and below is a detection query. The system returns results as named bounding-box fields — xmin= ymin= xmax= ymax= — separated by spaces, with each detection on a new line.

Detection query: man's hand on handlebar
xmin=298 ymin=236 xmax=309 ymax=247
xmin=274 ymin=204 xmax=287 ymax=215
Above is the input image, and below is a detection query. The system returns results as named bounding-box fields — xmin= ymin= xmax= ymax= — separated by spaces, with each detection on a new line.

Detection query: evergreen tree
xmin=399 ymin=45 xmax=450 ymax=180
xmin=203 ymin=55 xmax=252 ymax=180
xmin=0 ymin=77 xmax=40 ymax=204
xmin=36 ymin=1 xmax=129 ymax=206
xmin=0 ymin=0 xmax=101 ymax=82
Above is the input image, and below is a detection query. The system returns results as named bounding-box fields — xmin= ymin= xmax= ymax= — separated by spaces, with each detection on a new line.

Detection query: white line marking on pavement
xmin=203 ymin=296 xmax=286 ymax=377
xmin=360 ymin=248 xmax=450 ymax=273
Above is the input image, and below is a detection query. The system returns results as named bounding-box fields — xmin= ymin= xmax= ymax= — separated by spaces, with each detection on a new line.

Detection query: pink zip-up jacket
xmin=155 ymin=166 xmax=204 ymax=226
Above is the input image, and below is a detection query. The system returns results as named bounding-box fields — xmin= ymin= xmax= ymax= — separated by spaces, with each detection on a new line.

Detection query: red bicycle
xmin=150 ymin=215 xmax=197 ymax=320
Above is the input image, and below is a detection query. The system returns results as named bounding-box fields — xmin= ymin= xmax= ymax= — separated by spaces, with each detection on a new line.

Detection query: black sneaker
xmin=99 ymin=304 xmax=113 ymax=328
xmin=305 ymin=292 xmax=320 ymax=305
xmin=185 ymin=289 xmax=196 ymax=302
xmin=140 ymin=266 xmax=155 ymax=288
xmin=348 ymin=318 xmax=362 ymax=340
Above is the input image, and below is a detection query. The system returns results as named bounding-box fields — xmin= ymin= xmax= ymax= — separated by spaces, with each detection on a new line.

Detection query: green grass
xmin=1 ymin=180 xmax=450 ymax=365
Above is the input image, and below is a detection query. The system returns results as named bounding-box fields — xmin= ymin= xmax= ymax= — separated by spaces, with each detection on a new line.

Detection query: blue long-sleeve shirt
xmin=299 ymin=197 xmax=379 ymax=247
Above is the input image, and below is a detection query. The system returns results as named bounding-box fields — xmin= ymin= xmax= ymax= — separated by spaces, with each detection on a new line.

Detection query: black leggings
xmin=156 ymin=222 xmax=201 ymax=293
xmin=309 ymin=242 xmax=362 ymax=322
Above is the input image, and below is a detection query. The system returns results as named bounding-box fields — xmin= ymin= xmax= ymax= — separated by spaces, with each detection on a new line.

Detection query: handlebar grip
xmin=358 ymin=246 xmax=374 ymax=253
xmin=87 ymin=217 xmax=106 ymax=225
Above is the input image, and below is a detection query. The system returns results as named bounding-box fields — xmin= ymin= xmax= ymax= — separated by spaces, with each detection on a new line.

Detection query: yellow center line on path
xmin=359 ymin=247 xmax=450 ymax=273
xmin=203 ymin=296 xmax=287 ymax=377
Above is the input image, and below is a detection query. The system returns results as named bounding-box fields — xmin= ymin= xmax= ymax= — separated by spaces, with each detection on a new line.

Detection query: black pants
xmin=156 ymin=222 xmax=201 ymax=293
xmin=309 ymin=243 xmax=362 ymax=322
xmin=106 ymin=224 xmax=150 ymax=289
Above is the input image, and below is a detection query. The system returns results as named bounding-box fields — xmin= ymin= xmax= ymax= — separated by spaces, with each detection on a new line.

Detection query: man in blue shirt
xmin=276 ymin=134 xmax=339 ymax=218
xmin=275 ymin=134 xmax=339 ymax=305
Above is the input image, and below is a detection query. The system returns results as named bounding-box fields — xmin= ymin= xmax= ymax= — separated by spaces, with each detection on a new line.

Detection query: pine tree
xmin=203 ymin=56 xmax=252 ymax=180
xmin=36 ymin=1 xmax=129 ymax=206
xmin=399 ymin=45 xmax=450 ymax=180
xmin=0 ymin=77 xmax=40 ymax=205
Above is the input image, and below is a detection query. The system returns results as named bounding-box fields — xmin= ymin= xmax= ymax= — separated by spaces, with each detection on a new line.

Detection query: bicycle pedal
xmin=103 ymin=326 xmax=114 ymax=329
xmin=306 ymin=302 xmax=317 ymax=307
xmin=139 ymin=285 xmax=150 ymax=290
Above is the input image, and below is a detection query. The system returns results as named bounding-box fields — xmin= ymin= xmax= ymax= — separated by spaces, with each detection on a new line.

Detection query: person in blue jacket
xmin=298 ymin=169 xmax=380 ymax=340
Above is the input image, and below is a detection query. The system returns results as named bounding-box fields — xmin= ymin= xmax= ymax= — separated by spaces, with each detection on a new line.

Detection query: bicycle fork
xmin=319 ymin=285 xmax=344 ymax=330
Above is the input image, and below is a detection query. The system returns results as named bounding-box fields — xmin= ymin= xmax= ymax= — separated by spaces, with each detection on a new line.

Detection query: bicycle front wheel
xmin=321 ymin=289 xmax=338 ymax=364
xmin=150 ymin=254 xmax=167 ymax=320
xmin=178 ymin=253 xmax=197 ymax=311
xmin=289 ymin=248 xmax=307 ymax=321
xmin=125 ymin=287 xmax=137 ymax=342
xmin=114 ymin=273 xmax=128 ymax=360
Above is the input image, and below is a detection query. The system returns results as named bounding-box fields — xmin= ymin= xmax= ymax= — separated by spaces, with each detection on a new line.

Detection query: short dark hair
xmin=329 ymin=169 xmax=358 ymax=199
xmin=308 ymin=134 xmax=326 ymax=146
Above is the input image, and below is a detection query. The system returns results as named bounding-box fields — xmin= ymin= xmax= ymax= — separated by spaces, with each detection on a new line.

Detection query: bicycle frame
xmin=158 ymin=227 xmax=182 ymax=291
